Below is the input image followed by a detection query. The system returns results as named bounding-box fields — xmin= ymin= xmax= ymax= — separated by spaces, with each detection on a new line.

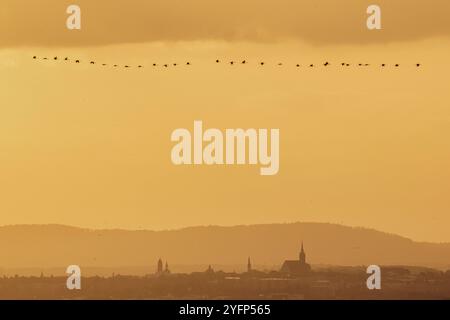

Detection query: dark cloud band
xmin=1 ymin=0 xmax=449 ymax=47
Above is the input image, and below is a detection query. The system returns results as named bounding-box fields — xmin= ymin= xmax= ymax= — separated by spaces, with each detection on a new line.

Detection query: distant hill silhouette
xmin=1 ymin=223 xmax=449 ymax=273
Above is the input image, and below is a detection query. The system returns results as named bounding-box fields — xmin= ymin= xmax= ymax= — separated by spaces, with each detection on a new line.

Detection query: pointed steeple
xmin=247 ymin=257 xmax=252 ymax=272
xmin=299 ymin=241 xmax=306 ymax=264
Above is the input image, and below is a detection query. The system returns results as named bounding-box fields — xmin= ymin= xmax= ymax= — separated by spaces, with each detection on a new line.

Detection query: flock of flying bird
xmin=32 ymin=56 xmax=421 ymax=69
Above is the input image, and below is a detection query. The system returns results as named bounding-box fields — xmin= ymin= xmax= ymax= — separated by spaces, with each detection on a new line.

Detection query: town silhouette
xmin=1 ymin=239 xmax=450 ymax=299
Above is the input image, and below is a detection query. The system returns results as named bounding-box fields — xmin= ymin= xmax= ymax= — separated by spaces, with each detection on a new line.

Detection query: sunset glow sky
xmin=1 ymin=0 xmax=450 ymax=242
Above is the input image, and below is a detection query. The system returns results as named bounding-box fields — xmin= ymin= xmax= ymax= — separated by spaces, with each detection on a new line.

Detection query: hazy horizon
xmin=1 ymin=222 xmax=450 ymax=273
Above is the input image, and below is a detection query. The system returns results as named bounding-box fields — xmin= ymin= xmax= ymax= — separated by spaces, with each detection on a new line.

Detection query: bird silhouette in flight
xmin=260 ymin=62 xmax=264 ymax=66
xmin=395 ymin=64 xmax=399 ymax=67
xmin=381 ymin=64 xmax=386 ymax=67
xmin=346 ymin=64 xmax=350 ymax=66
xmin=278 ymin=63 xmax=283 ymax=66
xmin=138 ymin=65 xmax=143 ymax=68
xmin=54 ymin=57 xmax=58 ymax=60
xmin=75 ymin=60 xmax=80 ymax=63
xmin=296 ymin=64 xmax=300 ymax=67
xmin=416 ymin=63 xmax=421 ymax=67
xmin=102 ymin=64 xmax=107 ymax=66
xmin=113 ymin=64 xmax=118 ymax=67
xmin=164 ymin=64 xmax=168 ymax=68
xmin=341 ymin=63 xmax=346 ymax=66
xmin=43 ymin=57 xmax=48 ymax=60
xmin=173 ymin=63 xmax=177 ymax=66
xmin=242 ymin=60 xmax=246 ymax=64
xmin=33 ymin=56 xmax=37 ymax=59
xmin=153 ymin=63 xmax=157 ymax=66
xmin=230 ymin=61 xmax=234 ymax=65
xmin=124 ymin=65 xmax=130 ymax=68
xmin=65 ymin=57 xmax=69 ymax=61
xmin=324 ymin=62 xmax=329 ymax=66
xmin=358 ymin=63 xmax=363 ymax=66
xmin=186 ymin=62 xmax=190 ymax=65
xmin=216 ymin=59 xmax=220 ymax=63
xmin=309 ymin=64 xmax=314 ymax=67
xmin=90 ymin=61 xmax=95 ymax=64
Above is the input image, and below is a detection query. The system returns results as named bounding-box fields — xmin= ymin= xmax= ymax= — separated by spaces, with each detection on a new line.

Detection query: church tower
xmin=247 ymin=257 xmax=252 ymax=272
xmin=280 ymin=240 xmax=311 ymax=275
xmin=299 ymin=242 xmax=306 ymax=265
xmin=157 ymin=258 xmax=163 ymax=274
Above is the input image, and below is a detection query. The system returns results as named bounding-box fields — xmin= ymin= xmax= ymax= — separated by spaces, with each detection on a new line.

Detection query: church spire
xmin=299 ymin=241 xmax=306 ymax=264
xmin=157 ymin=258 xmax=163 ymax=274
xmin=247 ymin=257 xmax=252 ymax=272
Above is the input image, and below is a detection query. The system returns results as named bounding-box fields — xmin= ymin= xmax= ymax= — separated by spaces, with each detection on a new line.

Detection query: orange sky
xmin=1 ymin=1 xmax=450 ymax=242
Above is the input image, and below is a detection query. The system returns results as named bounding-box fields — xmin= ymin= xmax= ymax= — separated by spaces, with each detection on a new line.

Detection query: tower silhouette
xmin=280 ymin=240 xmax=311 ymax=275
xmin=157 ymin=258 xmax=163 ymax=274
xmin=299 ymin=241 xmax=306 ymax=264
xmin=165 ymin=261 xmax=170 ymax=273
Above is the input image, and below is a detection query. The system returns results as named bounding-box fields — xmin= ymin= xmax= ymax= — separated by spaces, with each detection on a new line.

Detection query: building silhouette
xmin=165 ymin=261 xmax=171 ymax=274
xmin=280 ymin=242 xmax=311 ymax=275
xmin=156 ymin=258 xmax=171 ymax=275
xmin=156 ymin=258 xmax=163 ymax=274
xmin=206 ymin=265 xmax=214 ymax=274
xmin=247 ymin=257 xmax=252 ymax=273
